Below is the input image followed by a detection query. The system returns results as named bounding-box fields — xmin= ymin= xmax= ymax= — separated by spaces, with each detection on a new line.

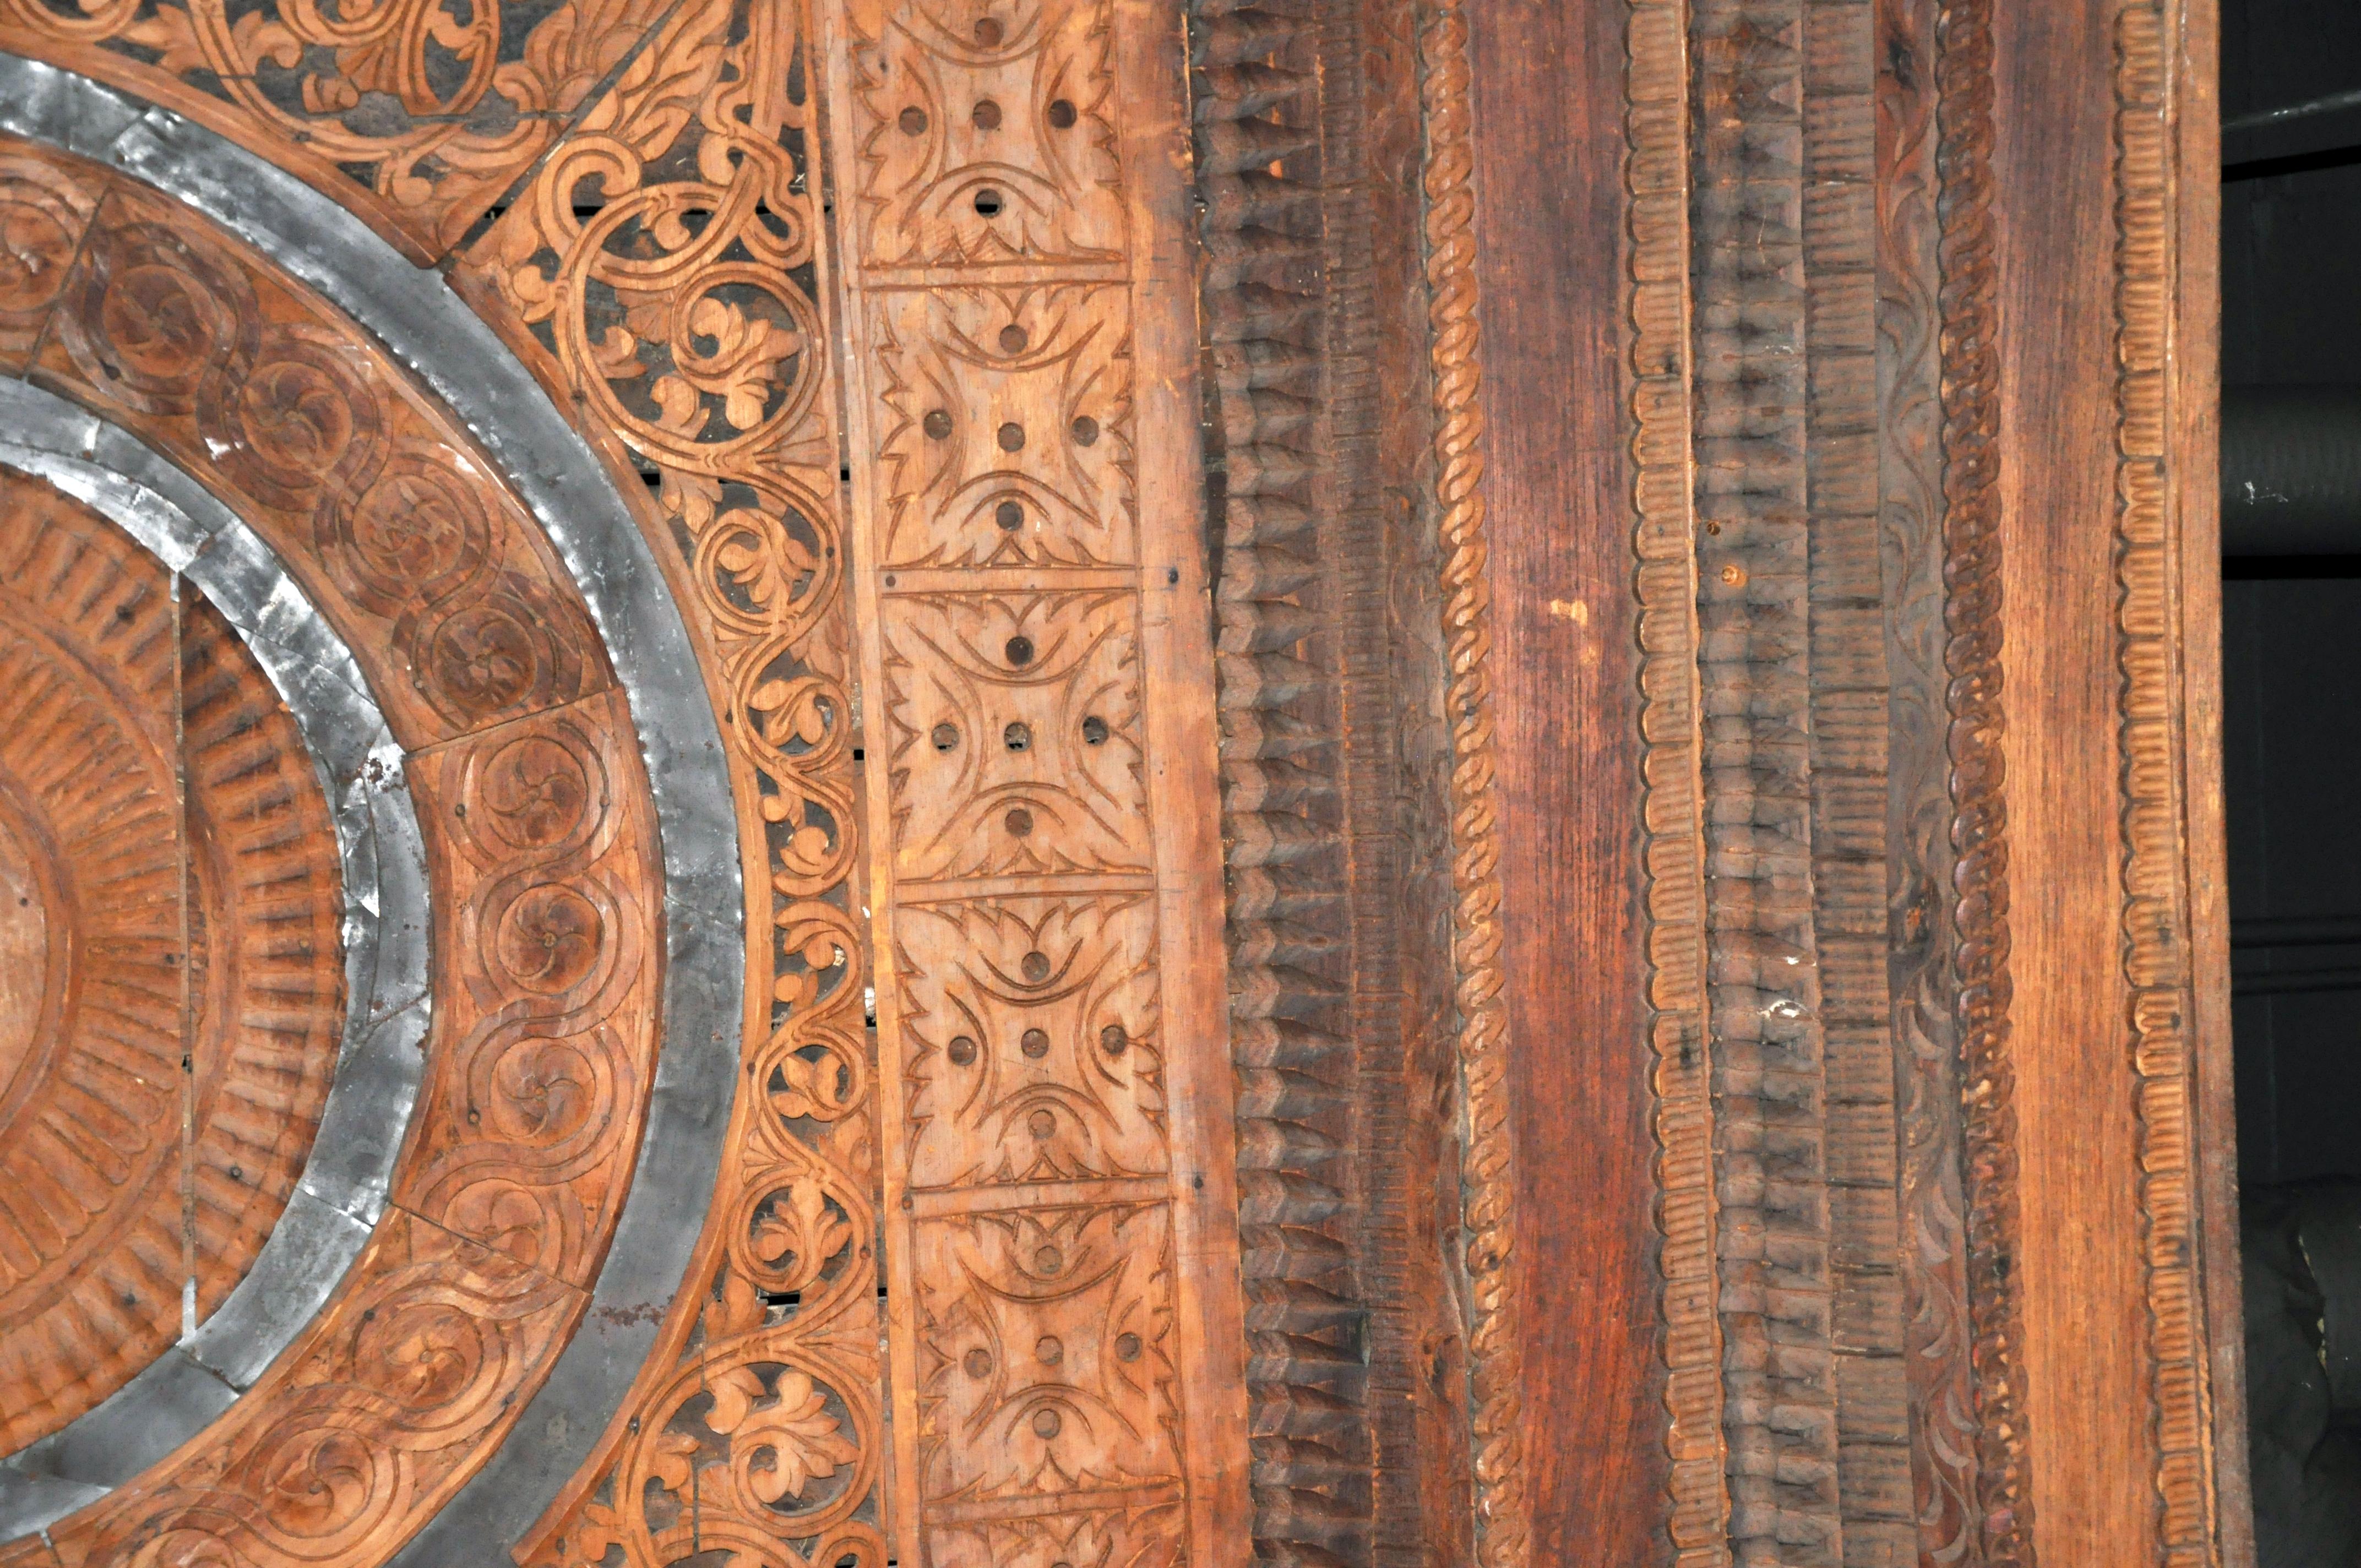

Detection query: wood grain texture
xmin=1990 ymin=0 xmax=2140 ymax=1560
xmin=0 ymin=475 xmax=342 ymax=1451
xmin=0 ymin=0 xmax=677 ymax=261
xmin=1463 ymin=0 xmax=1663 ymax=1560
xmin=815 ymin=0 xmax=1252 ymax=1560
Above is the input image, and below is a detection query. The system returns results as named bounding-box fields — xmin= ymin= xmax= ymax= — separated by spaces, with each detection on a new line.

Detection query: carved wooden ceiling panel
xmin=0 ymin=0 xmax=2238 ymax=1561
xmin=0 ymin=473 xmax=343 ymax=1452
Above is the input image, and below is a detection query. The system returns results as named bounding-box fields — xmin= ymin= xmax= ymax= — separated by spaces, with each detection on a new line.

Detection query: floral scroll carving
xmin=0 ymin=132 xmax=666 ymax=1568
xmin=0 ymin=0 xmax=677 ymax=259
xmin=456 ymin=0 xmax=888 ymax=1562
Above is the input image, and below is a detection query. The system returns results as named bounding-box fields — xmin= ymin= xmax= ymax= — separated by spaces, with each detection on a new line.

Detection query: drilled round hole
xmin=1005 ymin=634 xmax=1034 ymax=666
xmin=964 ymin=1347 xmax=993 ymax=1378
xmin=899 ymin=105 xmax=928 ymax=135
xmin=1047 ymin=97 xmax=1078 ymax=129
xmin=997 ymin=421 xmax=1026 ymax=452
xmin=931 ymin=722 xmax=960 ymax=751
xmin=998 ymin=323 xmax=1029 ymax=353
xmin=1100 ymin=1022 xmax=1128 ymax=1055
xmin=1070 ymin=414 xmax=1099 ymax=446
xmin=1036 ymin=1335 xmax=1063 ymax=1364
xmin=973 ymin=187 xmax=1004 ymax=217
xmin=972 ymin=98 xmax=1002 ymax=130
xmin=1004 ymin=806 xmax=1034 ymax=838
xmin=1080 ymin=714 xmax=1108 ymax=745
xmin=948 ymin=1035 xmax=978 ymax=1066
xmin=1027 ymin=1108 xmax=1055 ymax=1140
xmin=1020 ymin=950 xmax=1051 ymax=983
xmin=1032 ymin=1408 xmax=1062 ymax=1438
xmin=1033 ymin=1244 xmax=1063 ymax=1275
xmin=973 ymin=14 xmax=1003 ymax=45
xmin=1003 ymin=721 xmax=1031 ymax=750
xmin=1116 ymin=1331 xmax=1142 ymax=1362
xmin=1020 ymin=1026 xmax=1049 ymax=1058
xmin=995 ymin=499 xmax=1024 ymax=530
xmin=923 ymin=408 xmax=953 ymax=440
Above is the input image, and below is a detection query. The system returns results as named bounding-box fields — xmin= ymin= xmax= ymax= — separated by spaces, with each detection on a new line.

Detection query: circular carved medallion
xmin=0 ymin=471 xmax=345 ymax=1449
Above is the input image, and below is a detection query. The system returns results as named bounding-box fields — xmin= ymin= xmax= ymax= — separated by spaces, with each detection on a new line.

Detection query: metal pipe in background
xmin=2222 ymin=384 xmax=2361 ymax=556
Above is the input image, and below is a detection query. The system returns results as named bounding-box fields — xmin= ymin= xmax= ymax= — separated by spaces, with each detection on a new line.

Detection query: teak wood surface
xmin=0 ymin=0 xmax=2253 ymax=1562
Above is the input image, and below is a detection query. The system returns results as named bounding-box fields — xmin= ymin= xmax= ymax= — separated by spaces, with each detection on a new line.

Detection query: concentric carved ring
xmin=0 ymin=61 xmax=741 ymax=1566
xmin=0 ymin=475 xmax=345 ymax=1452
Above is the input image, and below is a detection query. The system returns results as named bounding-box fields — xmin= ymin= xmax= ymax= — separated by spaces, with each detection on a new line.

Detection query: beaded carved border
xmin=1623 ymin=0 xmax=1728 ymax=1562
xmin=1933 ymin=0 xmax=2034 ymax=1559
xmin=2111 ymin=1 xmax=2218 ymax=1562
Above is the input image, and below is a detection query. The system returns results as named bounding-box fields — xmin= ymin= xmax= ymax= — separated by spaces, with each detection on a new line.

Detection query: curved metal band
xmin=0 ymin=380 xmax=431 ymax=1528
xmin=0 ymin=53 xmax=747 ymax=1562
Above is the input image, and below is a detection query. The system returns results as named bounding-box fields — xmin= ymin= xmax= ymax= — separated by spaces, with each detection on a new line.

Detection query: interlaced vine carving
xmin=0 ymin=0 xmax=678 ymax=258
xmin=467 ymin=0 xmax=885 ymax=1561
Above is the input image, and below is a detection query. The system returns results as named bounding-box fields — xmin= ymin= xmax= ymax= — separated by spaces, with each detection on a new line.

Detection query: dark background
xmin=2221 ymin=0 xmax=2361 ymax=1186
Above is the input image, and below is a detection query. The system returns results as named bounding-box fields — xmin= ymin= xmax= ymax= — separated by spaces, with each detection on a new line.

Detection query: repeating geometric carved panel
xmin=895 ymin=894 xmax=1166 ymax=1189
xmin=867 ymin=285 xmax=1138 ymax=570
xmin=839 ymin=0 xmax=1125 ymax=273
xmin=878 ymin=588 xmax=1150 ymax=883
xmin=823 ymin=0 xmax=1245 ymax=1555
xmin=0 ymin=0 xmax=674 ymax=260
xmin=910 ymin=1202 xmax=1183 ymax=1547
xmin=29 ymin=167 xmax=611 ymax=748
xmin=394 ymin=689 xmax=659 ymax=1288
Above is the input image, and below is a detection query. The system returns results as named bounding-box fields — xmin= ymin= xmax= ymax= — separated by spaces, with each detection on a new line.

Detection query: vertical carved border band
xmin=1624 ymin=0 xmax=1730 ymax=1561
xmin=2111 ymin=1 xmax=2221 ymax=1562
xmin=817 ymin=0 xmax=1251 ymax=1560
xmin=1933 ymin=0 xmax=2034 ymax=1558
xmin=1416 ymin=2 xmax=1527 ymax=1562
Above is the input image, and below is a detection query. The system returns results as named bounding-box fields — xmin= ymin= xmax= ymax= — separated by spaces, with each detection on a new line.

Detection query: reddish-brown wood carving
xmin=0 ymin=133 xmax=665 ymax=1566
xmin=451 ymin=0 xmax=888 ymax=1560
xmin=0 ymin=473 xmax=343 ymax=1450
xmin=0 ymin=0 xmax=677 ymax=260
xmin=816 ymin=0 xmax=1250 ymax=1560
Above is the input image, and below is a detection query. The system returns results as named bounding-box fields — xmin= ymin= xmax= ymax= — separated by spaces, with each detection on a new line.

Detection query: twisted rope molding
xmin=2112 ymin=1 xmax=2221 ymax=1560
xmin=1623 ymin=0 xmax=1730 ymax=1561
xmin=1416 ymin=1 xmax=1527 ymax=1561
xmin=1934 ymin=0 xmax=2034 ymax=1559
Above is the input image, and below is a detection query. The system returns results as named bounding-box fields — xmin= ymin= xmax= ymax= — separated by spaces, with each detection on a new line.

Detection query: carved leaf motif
xmin=123 ymin=6 xmax=214 ymax=78
xmin=685 ymin=296 xmax=797 ymax=431
xmin=719 ymin=1370 xmax=859 ymax=1504
xmin=593 ymin=324 xmax=647 ymax=380
xmin=650 ymin=1428 xmax=700 ymax=1496
xmin=752 ymin=1177 xmax=852 ymax=1287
